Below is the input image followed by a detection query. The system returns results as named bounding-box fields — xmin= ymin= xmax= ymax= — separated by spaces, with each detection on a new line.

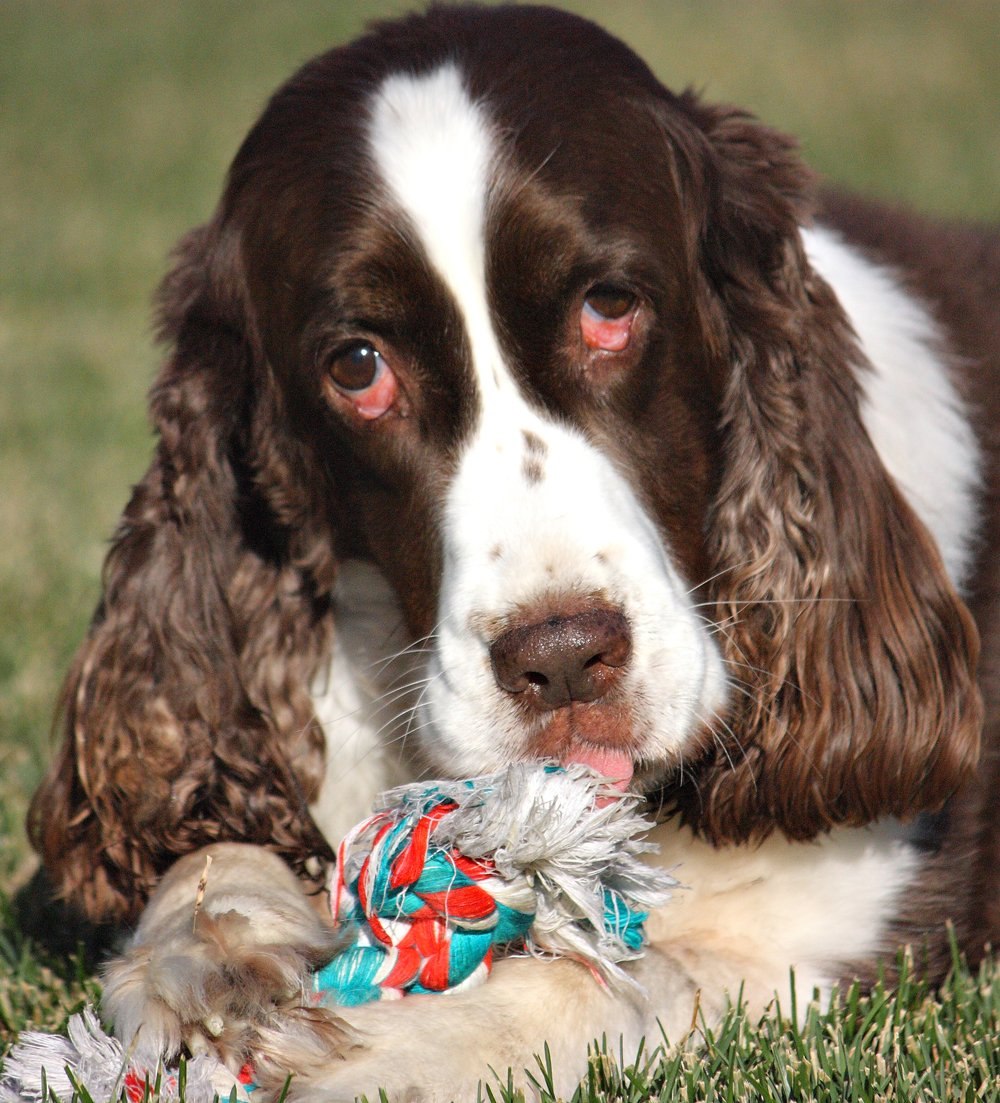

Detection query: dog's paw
xmin=101 ymin=844 xmax=355 ymax=1075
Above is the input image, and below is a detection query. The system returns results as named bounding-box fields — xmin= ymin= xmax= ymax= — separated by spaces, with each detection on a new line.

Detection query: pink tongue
xmin=562 ymin=746 xmax=634 ymax=794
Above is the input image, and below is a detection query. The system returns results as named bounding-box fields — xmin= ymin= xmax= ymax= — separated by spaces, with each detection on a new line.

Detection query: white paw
xmin=101 ymin=844 xmax=352 ymax=1078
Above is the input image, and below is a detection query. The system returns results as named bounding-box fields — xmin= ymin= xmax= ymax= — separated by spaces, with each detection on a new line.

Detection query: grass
xmin=520 ymin=949 xmax=1000 ymax=1103
xmin=1 ymin=1 xmax=997 ymax=1099
xmin=2 ymin=940 xmax=996 ymax=1101
xmin=0 ymin=899 xmax=101 ymax=1045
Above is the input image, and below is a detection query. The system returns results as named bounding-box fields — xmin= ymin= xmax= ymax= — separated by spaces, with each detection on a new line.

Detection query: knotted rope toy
xmin=0 ymin=1008 xmax=252 ymax=1103
xmin=1 ymin=764 xmax=672 ymax=1102
xmin=313 ymin=763 xmax=675 ymax=1005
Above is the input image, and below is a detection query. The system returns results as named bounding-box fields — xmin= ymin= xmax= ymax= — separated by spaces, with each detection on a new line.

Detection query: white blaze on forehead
xmin=368 ymin=64 xmax=504 ymax=394
xmin=366 ymin=64 xmax=728 ymax=777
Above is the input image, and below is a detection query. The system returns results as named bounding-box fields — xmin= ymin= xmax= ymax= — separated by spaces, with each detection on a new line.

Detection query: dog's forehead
xmin=361 ymin=52 xmax=673 ymax=236
xmin=367 ymin=64 xmax=497 ymax=375
xmin=231 ymin=21 xmax=691 ymax=446
xmin=362 ymin=61 xmax=666 ymax=383
xmin=232 ymin=15 xmax=683 ymax=324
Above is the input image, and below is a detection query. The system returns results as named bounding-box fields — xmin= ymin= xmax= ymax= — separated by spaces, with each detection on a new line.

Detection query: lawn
xmin=1 ymin=1 xmax=997 ymax=1098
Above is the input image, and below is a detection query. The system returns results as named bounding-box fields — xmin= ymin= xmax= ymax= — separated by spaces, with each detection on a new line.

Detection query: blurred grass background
xmin=1 ymin=0 xmax=998 ymax=1082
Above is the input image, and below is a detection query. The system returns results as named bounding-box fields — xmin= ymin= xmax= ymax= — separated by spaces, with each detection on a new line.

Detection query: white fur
xmin=804 ymin=226 xmax=981 ymax=590
xmin=310 ymin=561 xmax=418 ymax=844
xmin=643 ymin=818 xmax=919 ymax=1010
xmin=92 ymin=830 xmax=921 ymax=1102
xmin=367 ymin=64 xmax=728 ymax=780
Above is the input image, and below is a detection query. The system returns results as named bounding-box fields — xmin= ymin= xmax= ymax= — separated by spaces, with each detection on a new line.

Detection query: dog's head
xmin=32 ymin=5 xmax=981 ymax=921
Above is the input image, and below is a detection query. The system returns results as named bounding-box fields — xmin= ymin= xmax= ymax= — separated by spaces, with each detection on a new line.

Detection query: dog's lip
xmin=560 ymin=744 xmax=634 ymax=796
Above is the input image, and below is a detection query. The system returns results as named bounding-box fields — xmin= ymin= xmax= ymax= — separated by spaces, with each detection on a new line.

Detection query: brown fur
xmin=28 ymin=226 xmax=338 ymax=921
xmin=664 ymin=104 xmax=982 ymax=842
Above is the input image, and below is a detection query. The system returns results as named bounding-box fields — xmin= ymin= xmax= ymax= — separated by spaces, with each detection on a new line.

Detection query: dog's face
xmin=225 ymin=16 xmax=734 ymax=788
xmin=201 ymin=3 xmax=981 ymax=814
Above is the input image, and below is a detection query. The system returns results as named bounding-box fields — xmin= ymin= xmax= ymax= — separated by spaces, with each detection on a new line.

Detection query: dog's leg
xmin=101 ymin=843 xmax=355 ymax=1081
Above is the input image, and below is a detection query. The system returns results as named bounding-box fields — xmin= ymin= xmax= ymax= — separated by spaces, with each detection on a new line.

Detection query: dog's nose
xmin=489 ymin=607 xmax=632 ymax=710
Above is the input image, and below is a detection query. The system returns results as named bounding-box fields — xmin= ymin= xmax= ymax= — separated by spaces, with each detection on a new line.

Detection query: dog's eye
xmin=331 ymin=342 xmax=383 ymax=390
xmin=580 ymin=284 xmax=639 ymax=351
xmin=327 ymin=342 xmax=398 ymax=419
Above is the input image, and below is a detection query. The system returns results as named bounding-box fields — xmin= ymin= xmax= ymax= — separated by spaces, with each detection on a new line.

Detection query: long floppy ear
xmin=673 ymin=102 xmax=982 ymax=843
xmin=28 ymin=221 xmax=336 ymax=923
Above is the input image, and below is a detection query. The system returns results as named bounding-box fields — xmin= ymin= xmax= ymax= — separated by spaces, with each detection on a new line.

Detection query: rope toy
xmin=312 ymin=763 xmax=674 ymax=1006
xmin=0 ymin=1008 xmax=253 ymax=1103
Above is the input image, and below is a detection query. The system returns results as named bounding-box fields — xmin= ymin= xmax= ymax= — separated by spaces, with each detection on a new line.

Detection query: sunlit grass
xmin=2 ymin=935 xmax=995 ymax=1102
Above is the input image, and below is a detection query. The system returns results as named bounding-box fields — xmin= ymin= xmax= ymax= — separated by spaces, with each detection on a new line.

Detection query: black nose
xmin=489 ymin=607 xmax=632 ymax=710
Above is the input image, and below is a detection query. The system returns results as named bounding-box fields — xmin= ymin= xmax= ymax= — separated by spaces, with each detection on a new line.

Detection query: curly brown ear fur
xmin=28 ymin=223 xmax=336 ymax=923
xmin=673 ymin=102 xmax=982 ymax=842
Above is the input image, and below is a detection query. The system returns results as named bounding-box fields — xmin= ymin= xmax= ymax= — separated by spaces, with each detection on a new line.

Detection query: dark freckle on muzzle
xmin=521 ymin=429 xmax=548 ymax=484
xmin=522 ymin=429 xmax=548 ymax=457
xmin=522 ymin=457 xmax=545 ymax=484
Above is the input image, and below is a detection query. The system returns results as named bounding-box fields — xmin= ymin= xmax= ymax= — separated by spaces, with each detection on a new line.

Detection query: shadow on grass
xmin=10 ymin=869 xmax=120 ymax=968
xmin=1 ymin=873 xmax=119 ymax=1049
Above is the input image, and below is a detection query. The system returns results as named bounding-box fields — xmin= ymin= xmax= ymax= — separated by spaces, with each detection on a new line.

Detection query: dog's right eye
xmin=327 ymin=341 xmax=398 ymax=419
xmin=581 ymin=284 xmax=639 ymax=352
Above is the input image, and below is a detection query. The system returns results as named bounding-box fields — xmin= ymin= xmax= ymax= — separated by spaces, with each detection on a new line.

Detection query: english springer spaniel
xmin=29 ymin=6 xmax=998 ymax=1100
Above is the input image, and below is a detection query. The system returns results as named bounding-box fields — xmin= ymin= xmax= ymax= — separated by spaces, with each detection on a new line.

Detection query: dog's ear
xmin=673 ymin=101 xmax=982 ymax=843
xmin=28 ymin=220 xmax=336 ymax=923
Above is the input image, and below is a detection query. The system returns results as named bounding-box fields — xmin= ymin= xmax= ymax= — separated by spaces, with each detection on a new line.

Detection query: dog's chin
xmin=472 ymin=704 xmax=669 ymax=795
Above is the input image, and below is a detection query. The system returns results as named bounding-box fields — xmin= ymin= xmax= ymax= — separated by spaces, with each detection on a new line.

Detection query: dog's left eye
xmin=580 ymin=284 xmax=639 ymax=351
xmin=327 ymin=341 xmax=398 ymax=419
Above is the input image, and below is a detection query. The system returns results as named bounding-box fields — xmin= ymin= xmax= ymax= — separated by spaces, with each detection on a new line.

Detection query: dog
xmin=28 ymin=5 xmax=998 ymax=1100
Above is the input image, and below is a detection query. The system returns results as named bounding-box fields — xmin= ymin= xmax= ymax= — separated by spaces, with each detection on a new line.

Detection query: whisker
xmin=687 ymin=596 xmax=857 ymax=612
xmin=683 ymin=559 xmax=756 ymax=597
xmin=708 ymin=707 xmax=757 ymax=779
xmin=364 ymin=631 xmax=438 ymax=676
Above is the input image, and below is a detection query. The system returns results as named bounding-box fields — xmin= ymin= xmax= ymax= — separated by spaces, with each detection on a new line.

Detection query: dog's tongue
xmin=562 ymin=746 xmax=634 ymax=798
